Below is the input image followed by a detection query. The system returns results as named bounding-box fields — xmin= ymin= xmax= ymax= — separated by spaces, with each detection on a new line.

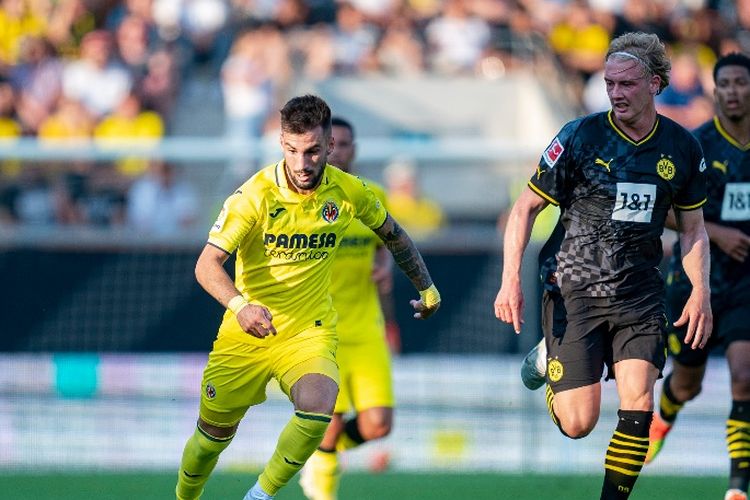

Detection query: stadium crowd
xmin=0 ymin=0 xmax=748 ymax=229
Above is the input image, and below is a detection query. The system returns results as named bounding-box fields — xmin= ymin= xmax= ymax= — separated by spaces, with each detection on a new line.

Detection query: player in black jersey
xmin=646 ymin=53 xmax=750 ymax=500
xmin=495 ymin=32 xmax=712 ymax=500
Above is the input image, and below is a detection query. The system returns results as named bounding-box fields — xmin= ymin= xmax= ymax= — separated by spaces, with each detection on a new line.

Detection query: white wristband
xmin=227 ymin=295 xmax=249 ymax=315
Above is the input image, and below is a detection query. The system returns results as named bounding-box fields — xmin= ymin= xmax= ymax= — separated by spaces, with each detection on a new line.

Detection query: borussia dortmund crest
xmin=657 ymin=156 xmax=676 ymax=180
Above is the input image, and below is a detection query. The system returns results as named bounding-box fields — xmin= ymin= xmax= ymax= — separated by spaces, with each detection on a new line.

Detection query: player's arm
xmin=372 ymin=213 xmax=439 ymax=320
xmin=673 ymin=208 xmax=712 ymax=349
xmin=668 ymin=208 xmax=750 ymax=262
xmin=372 ymin=245 xmax=401 ymax=352
xmin=494 ymin=186 xmax=549 ymax=334
xmin=195 ymin=244 xmax=276 ymax=338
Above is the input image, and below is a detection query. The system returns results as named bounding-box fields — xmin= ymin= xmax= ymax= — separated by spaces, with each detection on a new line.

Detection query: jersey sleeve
xmin=353 ymin=177 xmax=388 ymax=230
xmin=528 ymin=121 xmax=577 ymax=207
xmin=673 ymin=134 xmax=707 ymax=211
xmin=207 ymin=188 xmax=259 ymax=253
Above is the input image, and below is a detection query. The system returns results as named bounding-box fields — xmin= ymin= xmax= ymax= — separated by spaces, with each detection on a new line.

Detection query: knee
xmin=292 ymin=374 xmax=339 ymax=415
xmin=731 ymin=369 xmax=750 ymax=396
xmin=672 ymin=380 xmax=702 ymax=402
xmin=560 ymin=419 xmax=597 ymax=439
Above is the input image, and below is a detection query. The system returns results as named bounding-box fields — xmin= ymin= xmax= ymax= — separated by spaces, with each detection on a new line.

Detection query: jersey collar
xmin=607 ymin=110 xmax=659 ymax=146
xmin=274 ymin=160 xmax=332 ymax=200
xmin=713 ymin=116 xmax=750 ymax=151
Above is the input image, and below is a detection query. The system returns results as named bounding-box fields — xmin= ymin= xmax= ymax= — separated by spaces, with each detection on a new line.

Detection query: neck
xmin=717 ymin=112 xmax=750 ymax=146
xmin=612 ymin=107 xmax=657 ymax=142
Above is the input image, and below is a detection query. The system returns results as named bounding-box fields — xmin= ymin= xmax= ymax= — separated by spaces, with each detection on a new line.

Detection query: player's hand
xmin=236 ymin=304 xmax=277 ymax=338
xmin=712 ymin=226 xmax=750 ymax=263
xmin=411 ymin=284 xmax=440 ymax=320
xmin=494 ymin=277 xmax=524 ymax=334
xmin=675 ymin=289 xmax=712 ymax=350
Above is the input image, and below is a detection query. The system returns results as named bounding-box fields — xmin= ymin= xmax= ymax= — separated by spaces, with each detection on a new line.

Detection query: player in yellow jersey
xmin=299 ymin=117 xmax=399 ymax=500
xmin=175 ymin=95 xmax=441 ymax=500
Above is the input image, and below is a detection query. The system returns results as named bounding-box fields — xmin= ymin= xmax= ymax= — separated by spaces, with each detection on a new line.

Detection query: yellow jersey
xmin=329 ymin=179 xmax=388 ymax=345
xmin=208 ymin=161 xmax=387 ymax=345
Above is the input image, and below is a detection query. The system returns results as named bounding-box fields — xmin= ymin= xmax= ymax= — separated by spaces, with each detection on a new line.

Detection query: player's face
xmin=714 ymin=65 xmax=750 ymax=122
xmin=280 ymin=125 xmax=333 ymax=194
xmin=605 ymin=58 xmax=660 ymax=126
xmin=328 ymin=125 xmax=355 ymax=173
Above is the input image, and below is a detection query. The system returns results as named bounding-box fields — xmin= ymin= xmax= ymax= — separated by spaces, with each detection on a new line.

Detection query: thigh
xmin=274 ymin=327 xmax=340 ymax=397
xmin=613 ymin=358 xmax=660 ymax=410
xmin=337 ymin=336 xmax=394 ymax=414
xmin=199 ymin=336 xmax=273 ymax=428
xmin=547 ymin=299 xmax=607 ymax=393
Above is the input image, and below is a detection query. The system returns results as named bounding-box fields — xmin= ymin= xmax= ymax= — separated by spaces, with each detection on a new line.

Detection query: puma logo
xmin=284 ymin=457 xmax=303 ymax=466
xmin=269 ymin=207 xmax=286 ymax=218
xmin=712 ymin=160 xmax=727 ymax=174
xmin=595 ymin=158 xmax=613 ymax=172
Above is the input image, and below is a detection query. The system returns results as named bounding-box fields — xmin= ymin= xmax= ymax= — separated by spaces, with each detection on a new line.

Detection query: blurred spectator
xmin=9 ymin=36 xmax=62 ymax=134
xmin=79 ymin=162 xmax=127 ymax=227
xmin=375 ymin=16 xmax=425 ymax=75
xmin=126 ymin=159 xmax=198 ymax=235
xmin=332 ymin=1 xmax=379 ymax=74
xmin=37 ymin=97 xmax=93 ymax=142
xmin=382 ymin=157 xmax=444 ymax=238
xmin=547 ymin=0 xmax=610 ymax=82
xmin=62 ymin=30 xmax=132 ymax=119
xmin=656 ymin=51 xmax=713 ymax=129
xmin=12 ymin=164 xmax=57 ymax=225
xmin=0 ymin=78 xmax=21 ymax=138
xmin=425 ymin=0 xmax=491 ymax=75
xmin=114 ymin=14 xmax=152 ymax=79
xmin=220 ymin=28 xmax=275 ymax=140
xmin=0 ymin=0 xmax=47 ymax=68
xmin=46 ymin=0 xmax=97 ymax=58
xmin=139 ymin=48 xmax=181 ymax=118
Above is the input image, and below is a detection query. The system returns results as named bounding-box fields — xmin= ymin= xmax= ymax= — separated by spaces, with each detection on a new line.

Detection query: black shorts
xmin=542 ymin=290 xmax=667 ymax=392
xmin=666 ymin=282 xmax=750 ymax=367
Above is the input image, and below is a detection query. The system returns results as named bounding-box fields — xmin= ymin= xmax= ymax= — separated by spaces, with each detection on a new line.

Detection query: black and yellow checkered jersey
xmin=529 ymin=111 xmax=707 ymax=299
xmin=329 ymin=178 xmax=389 ymax=345
xmin=208 ymin=161 xmax=387 ymax=345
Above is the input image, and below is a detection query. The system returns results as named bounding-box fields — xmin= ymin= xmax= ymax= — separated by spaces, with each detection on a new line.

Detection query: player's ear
xmin=650 ymin=75 xmax=661 ymax=95
xmin=327 ymin=133 xmax=334 ymax=155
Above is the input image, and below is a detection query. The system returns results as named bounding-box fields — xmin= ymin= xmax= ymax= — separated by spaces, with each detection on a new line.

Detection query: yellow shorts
xmin=199 ymin=327 xmax=339 ymax=427
xmin=335 ymin=333 xmax=394 ymax=414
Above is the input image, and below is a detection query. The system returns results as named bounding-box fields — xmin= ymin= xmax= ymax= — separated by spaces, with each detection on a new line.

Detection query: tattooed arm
xmin=373 ymin=214 xmax=440 ymax=319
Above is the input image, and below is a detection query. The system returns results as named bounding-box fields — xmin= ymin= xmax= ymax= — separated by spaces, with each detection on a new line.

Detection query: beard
xmin=286 ymin=162 xmax=326 ymax=191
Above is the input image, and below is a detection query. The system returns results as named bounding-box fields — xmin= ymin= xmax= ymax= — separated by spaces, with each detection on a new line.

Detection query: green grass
xmin=0 ymin=472 xmax=728 ymax=499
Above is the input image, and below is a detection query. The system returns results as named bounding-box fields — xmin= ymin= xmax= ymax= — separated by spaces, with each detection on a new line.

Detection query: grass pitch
xmin=0 ymin=471 xmax=726 ymax=499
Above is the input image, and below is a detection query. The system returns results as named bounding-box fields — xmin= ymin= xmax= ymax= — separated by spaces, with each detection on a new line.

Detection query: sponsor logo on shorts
xmin=548 ymin=359 xmax=564 ymax=383
xmin=657 ymin=156 xmax=676 ymax=180
xmin=205 ymin=383 xmax=216 ymax=400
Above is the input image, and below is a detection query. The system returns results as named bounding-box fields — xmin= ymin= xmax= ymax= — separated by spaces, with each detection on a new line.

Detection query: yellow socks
xmin=258 ymin=410 xmax=331 ymax=495
xmin=175 ymin=426 xmax=234 ymax=500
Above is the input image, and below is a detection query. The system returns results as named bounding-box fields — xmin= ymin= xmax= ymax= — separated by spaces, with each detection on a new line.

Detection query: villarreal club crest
xmin=321 ymin=200 xmax=339 ymax=223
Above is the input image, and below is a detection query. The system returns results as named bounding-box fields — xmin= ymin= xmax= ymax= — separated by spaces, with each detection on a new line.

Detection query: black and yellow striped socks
xmin=176 ymin=425 xmax=235 ymax=500
xmin=601 ymin=410 xmax=651 ymax=499
xmin=258 ymin=410 xmax=331 ymax=495
xmin=545 ymin=384 xmax=574 ymax=438
xmin=727 ymin=400 xmax=750 ymax=493
xmin=336 ymin=416 xmax=367 ymax=452
xmin=659 ymin=374 xmax=685 ymax=424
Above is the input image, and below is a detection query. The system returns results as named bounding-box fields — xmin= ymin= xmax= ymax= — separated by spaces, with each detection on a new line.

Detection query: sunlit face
xmin=280 ymin=125 xmax=333 ymax=193
xmin=605 ymin=57 xmax=661 ymax=126
xmin=714 ymin=65 xmax=750 ymax=122
xmin=328 ymin=124 xmax=355 ymax=172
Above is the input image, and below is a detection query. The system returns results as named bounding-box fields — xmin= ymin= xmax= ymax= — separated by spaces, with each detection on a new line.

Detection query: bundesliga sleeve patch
xmin=542 ymin=137 xmax=564 ymax=168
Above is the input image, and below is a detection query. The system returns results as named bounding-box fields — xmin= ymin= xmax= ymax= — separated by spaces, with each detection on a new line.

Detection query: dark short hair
xmin=713 ymin=52 xmax=750 ymax=83
xmin=331 ymin=116 xmax=355 ymax=139
xmin=280 ymin=95 xmax=332 ymax=135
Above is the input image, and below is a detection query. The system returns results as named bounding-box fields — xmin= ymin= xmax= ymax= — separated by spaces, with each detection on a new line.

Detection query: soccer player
xmin=646 ymin=53 xmax=750 ymax=500
xmin=175 ymin=95 xmax=441 ymax=500
xmin=299 ymin=116 xmax=399 ymax=500
xmin=494 ymin=32 xmax=712 ymax=500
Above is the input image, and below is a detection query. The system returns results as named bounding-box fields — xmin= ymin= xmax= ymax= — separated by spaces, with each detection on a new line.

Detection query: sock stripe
xmin=612 ymin=430 xmax=650 ymax=444
xmin=604 ymin=463 xmax=641 ymax=476
xmin=545 ymin=385 xmax=559 ymax=426
xmin=196 ymin=426 xmax=235 ymax=442
xmin=605 ymin=453 xmax=648 ymax=467
xmin=728 ymin=419 xmax=750 ymax=429
xmin=295 ymin=411 xmax=332 ymax=423
xmin=607 ymin=446 xmax=647 ymax=458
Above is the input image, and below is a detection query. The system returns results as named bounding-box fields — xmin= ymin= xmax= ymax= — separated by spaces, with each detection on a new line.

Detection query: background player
xmin=175 ymin=95 xmax=440 ymax=500
xmin=299 ymin=116 xmax=399 ymax=500
xmin=646 ymin=52 xmax=750 ymax=500
xmin=495 ymin=32 xmax=712 ymax=499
